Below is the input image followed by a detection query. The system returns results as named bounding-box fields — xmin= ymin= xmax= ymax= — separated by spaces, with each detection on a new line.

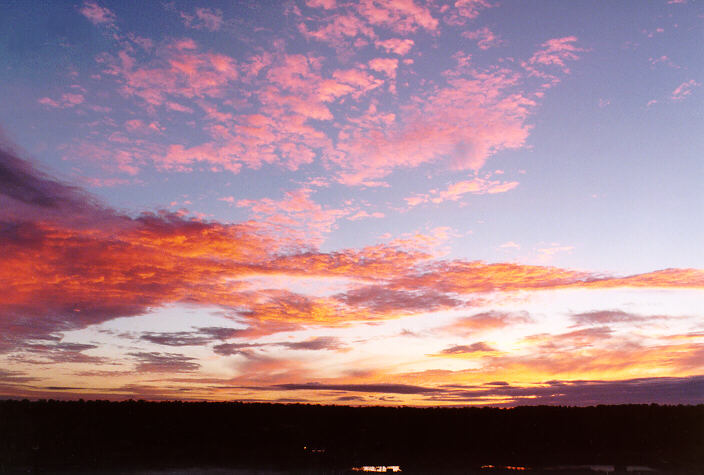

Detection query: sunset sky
xmin=1 ymin=0 xmax=702 ymax=406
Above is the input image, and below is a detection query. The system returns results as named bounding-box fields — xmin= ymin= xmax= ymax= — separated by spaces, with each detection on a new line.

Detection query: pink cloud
xmin=166 ymin=101 xmax=193 ymax=113
xmin=454 ymin=0 xmax=494 ymax=19
xmin=181 ymin=8 xmax=224 ymax=31
xmin=124 ymin=119 xmax=161 ymax=134
xmin=523 ymin=36 xmax=584 ymax=84
xmin=649 ymin=55 xmax=679 ymax=69
xmin=79 ymin=1 xmax=116 ymax=26
xmin=535 ymin=244 xmax=575 ymax=262
xmin=298 ymin=13 xmax=375 ymax=49
xmin=153 ymin=53 xmax=386 ymax=175
xmin=104 ymin=40 xmax=239 ymax=107
xmin=375 ymin=38 xmax=414 ymax=55
xmin=356 ymin=0 xmax=438 ymax=33
xmin=38 ymin=93 xmax=85 ymax=109
xmin=80 ymin=25 xmax=580 ymax=191
xmin=332 ymin=62 xmax=535 ymax=184
xmin=80 ymin=176 xmax=133 ymax=188
xmin=306 ymin=0 xmax=338 ymax=9
xmin=63 ymin=138 xmax=158 ymax=176
xmin=369 ymin=57 xmax=399 ymax=78
xmin=237 ymin=188 xmax=353 ymax=246
xmin=462 ymin=27 xmax=503 ymax=50
xmin=671 ymin=79 xmax=700 ymax=101
xmin=406 ymin=177 xmax=519 ymax=207
xmin=347 ymin=210 xmax=385 ymax=221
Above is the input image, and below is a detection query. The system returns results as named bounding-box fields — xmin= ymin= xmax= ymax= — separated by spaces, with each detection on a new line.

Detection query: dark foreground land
xmin=1 ymin=400 xmax=703 ymax=474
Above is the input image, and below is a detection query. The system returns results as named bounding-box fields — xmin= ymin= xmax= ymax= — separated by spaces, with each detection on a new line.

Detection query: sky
xmin=0 ymin=0 xmax=702 ymax=406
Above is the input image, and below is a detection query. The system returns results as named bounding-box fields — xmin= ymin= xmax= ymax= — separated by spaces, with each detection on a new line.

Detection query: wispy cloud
xmin=79 ymin=1 xmax=116 ymax=26
xmin=672 ymin=79 xmax=700 ymax=101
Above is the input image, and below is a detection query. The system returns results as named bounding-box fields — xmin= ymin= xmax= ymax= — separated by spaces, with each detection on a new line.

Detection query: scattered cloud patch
xmin=672 ymin=79 xmax=700 ymax=101
xmin=79 ymin=1 xmax=116 ymax=26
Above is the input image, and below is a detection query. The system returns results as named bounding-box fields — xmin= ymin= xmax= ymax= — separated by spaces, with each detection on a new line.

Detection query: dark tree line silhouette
xmin=1 ymin=400 xmax=702 ymax=472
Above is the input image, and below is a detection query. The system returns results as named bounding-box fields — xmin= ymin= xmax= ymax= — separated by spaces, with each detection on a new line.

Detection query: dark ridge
xmin=1 ymin=400 xmax=702 ymax=473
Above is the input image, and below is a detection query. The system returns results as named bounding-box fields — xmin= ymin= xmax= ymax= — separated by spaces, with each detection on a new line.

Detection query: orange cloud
xmin=1 ymin=145 xmax=702 ymax=356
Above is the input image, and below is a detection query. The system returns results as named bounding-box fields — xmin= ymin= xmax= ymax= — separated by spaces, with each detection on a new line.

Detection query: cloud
xmin=523 ymin=36 xmax=584 ymax=87
xmin=273 ymin=382 xmax=443 ymax=394
xmin=355 ymin=0 xmax=438 ymax=33
xmin=299 ymin=0 xmax=435 ymax=48
xmin=279 ymin=336 xmax=344 ymax=351
xmin=306 ymin=0 xmax=337 ymax=9
xmin=429 ymin=376 xmax=704 ymax=406
xmin=237 ymin=187 xmax=353 ymax=247
xmin=79 ymin=1 xmax=116 ymax=26
xmin=75 ymin=26 xmax=583 ymax=190
xmin=375 ymin=38 xmax=414 ymax=55
xmin=523 ymin=326 xmax=615 ymax=349
xmin=368 ymin=57 xmax=399 ymax=78
xmin=129 ymin=352 xmax=200 ymax=373
xmin=462 ymin=27 xmax=503 ymax=50
xmin=140 ymin=331 xmax=225 ymax=347
xmin=392 ymin=261 xmax=704 ymax=296
xmin=0 ymin=145 xmax=93 ymax=211
xmin=331 ymin=49 xmax=549 ymax=184
xmin=246 ymin=376 xmax=704 ymax=405
xmin=405 ymin=176 xmax=519 ymax=208
xmin=347 ymin=210 xmax=385 ymax=221
xmin=213 ymin=336 xmax=345 ymax=354
xmin=212 ymin=342 xmax=258 ymax=357
xmin=436 ymin=342 xmax=496 ymax=355
xmin=124 ymin=119 xmax=161 ymax=134
xmin=1 ymin=143 xmax=701 ymax=355
xmin=299 ymin=13 xmax=375 ymax=49
xmin=571 ymin=310 xmax=652 ymax=326
xmin=181 ymin=8 xmax=224 ymax=31
xmin=536 ymin=244 xmax=574 ymax=259
xmin=672 ymin=79 xmax=700 ymax=101
xmin=103 ymin=39 xmax=239 ymax=108
xmin=38 ymin=93 xmax=85 ymax=109
xmin=0 ymin=369 xmax=37 ymax=384
xmin=454 ymin=0 xmax=494 ymax=20
xmin=15 ymin=341 xmax=104 ymax=364
xmin=527 ymin=36 xmax=583 ymax=72
xmin=439 ymin=311 xmax=532 ymax=335
xmin=337 ymin=285 xmax=462 ymax=314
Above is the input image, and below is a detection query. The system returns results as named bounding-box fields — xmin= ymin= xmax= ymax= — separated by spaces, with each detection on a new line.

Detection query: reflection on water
xmin=351 ymin=465 xmax=402 ymax=472
xmin=44 ymin=464 xmax=662 ymax=474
